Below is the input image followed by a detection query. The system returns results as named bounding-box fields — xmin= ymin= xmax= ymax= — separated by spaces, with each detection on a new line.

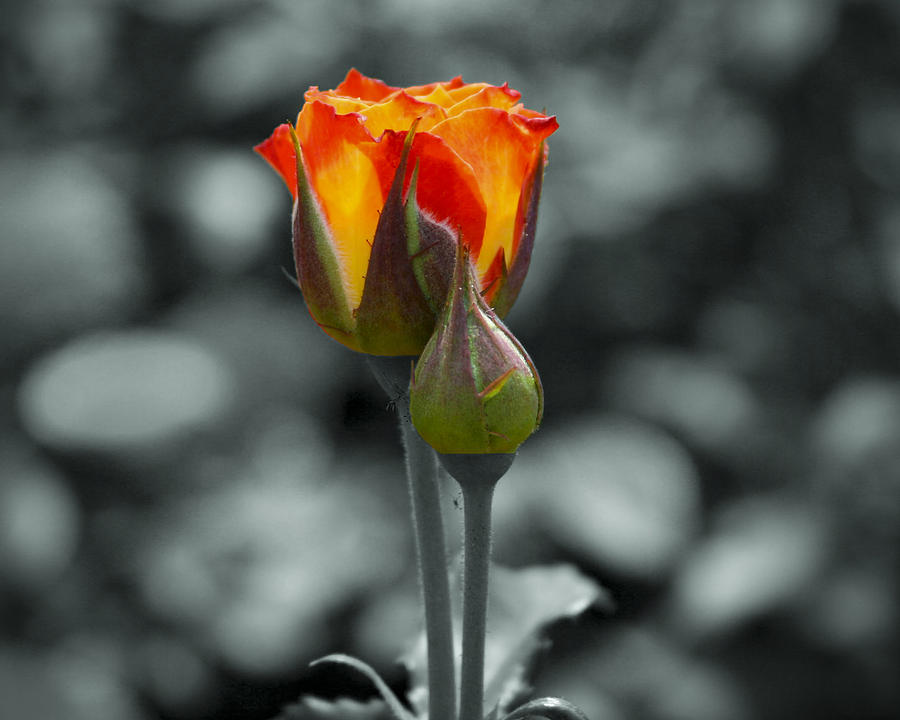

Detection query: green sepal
xmin=288 ymin=127 xmax=355 ymax=342
xmin=355 ymin=121 xmax=438 ymax=356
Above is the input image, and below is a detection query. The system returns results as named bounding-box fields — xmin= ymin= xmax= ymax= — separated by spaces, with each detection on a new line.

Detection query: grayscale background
xmin=2 ymin=1 xmax=899 ymax=719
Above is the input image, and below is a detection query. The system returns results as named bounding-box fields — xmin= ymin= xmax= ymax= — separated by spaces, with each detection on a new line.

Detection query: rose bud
xmin=409 ymin=243 xmax=543 ymax=454
xmin=255 ymin=69 xmax=557 ymax=355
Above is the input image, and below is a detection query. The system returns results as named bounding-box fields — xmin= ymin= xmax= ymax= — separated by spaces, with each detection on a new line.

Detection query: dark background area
xmin=2 ymin=1 xmax=899 ymax=719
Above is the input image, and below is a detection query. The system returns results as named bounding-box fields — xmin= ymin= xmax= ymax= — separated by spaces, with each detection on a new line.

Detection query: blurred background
xmin=2 ymin=0 xmax=900 ymax=718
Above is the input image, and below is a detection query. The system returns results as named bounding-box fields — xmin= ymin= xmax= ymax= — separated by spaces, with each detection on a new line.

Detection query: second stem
xmin=458 ymin=478 xmax=496 ymax=720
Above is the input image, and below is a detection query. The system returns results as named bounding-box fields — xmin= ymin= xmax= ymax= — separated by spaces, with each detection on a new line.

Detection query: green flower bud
xmin=409 ymin=245 xmax=543 ymax=454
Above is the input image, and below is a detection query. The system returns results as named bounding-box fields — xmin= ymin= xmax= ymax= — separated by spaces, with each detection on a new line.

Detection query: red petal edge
xmin=254 ymin=123 xmax=298 ymax=198
xmin=295 ymin=101 xmax=376 ymax=176
xmin=334 ymin=68 xmax=399 ymax=101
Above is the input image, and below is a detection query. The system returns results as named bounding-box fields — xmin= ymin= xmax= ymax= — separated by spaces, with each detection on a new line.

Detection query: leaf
xmin=274 ymin=696 xmax=393 ymax=720
xmin=404 ymin=563 xmax=610 ymax=717
xmin=502 ymin=697 xmax=590 ymax=720
xmin=484 ymin=564 xmax=612 ymax=714
xmin=310 ymin=654 xmax=415 ymax=720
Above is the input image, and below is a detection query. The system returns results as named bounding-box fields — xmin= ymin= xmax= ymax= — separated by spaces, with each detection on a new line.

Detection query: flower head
xmin=255 ymin=69 xmax=557 ymax=355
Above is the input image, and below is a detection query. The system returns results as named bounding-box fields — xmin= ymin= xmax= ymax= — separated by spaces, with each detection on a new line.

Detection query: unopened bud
xmin=409 ymin=245 xmax=543 ymax=454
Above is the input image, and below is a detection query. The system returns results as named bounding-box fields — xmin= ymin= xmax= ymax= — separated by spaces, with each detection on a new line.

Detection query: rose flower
xmin=256 ymin=68 xmax=557 ymax=356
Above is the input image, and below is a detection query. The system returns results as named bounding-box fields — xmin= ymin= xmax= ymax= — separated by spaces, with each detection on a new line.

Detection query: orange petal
xmin=404 ymin=76 xmax=465 ymax=97
xmin=446 ymin=84 xmax=522 ymax=116
xmin=254 ymin=123 xmax=299 ymax=197
xmin=304 ymin=88 xmax=372 ymax=115
xmin=429 ymin=108 xmax=558 ymax=281
xmin=439 ymin=77 xmax=466 ymax=91
xmin=510 ymin=104 xmax=548 ymax=119
xmin=483 ymin=139 xmax=545 ymax=316
xmin=295 ymin=101 xmax=384 ymax=308
xmin=361 ymin=91 xmax=448 ymax=136
xmin=334 ymin=68 xmax=398 ymax=101
xmin=446 ymin=83 xmax=485 ymax=102
xmin=409 ymin=84 xmax=456 ymax=110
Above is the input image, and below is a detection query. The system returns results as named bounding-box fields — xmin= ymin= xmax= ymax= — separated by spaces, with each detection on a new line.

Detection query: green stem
xmin=398 ymin=398 xmax=457 ymax=720
xmin=457 ymin=479 xmax=496 ymax=720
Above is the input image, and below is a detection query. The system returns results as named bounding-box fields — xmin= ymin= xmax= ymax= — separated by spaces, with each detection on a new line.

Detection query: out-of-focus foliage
xmin=2 ymin=1 xmax=899 ymax=719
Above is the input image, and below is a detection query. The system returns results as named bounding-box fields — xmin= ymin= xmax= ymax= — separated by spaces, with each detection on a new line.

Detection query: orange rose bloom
xmin=256 ymin=69 xmax=558 ymax=355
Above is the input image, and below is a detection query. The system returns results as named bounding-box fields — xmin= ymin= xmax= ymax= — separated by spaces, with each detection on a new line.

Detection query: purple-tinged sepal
xmin=355 ymin=120 xmax=442 ymax=356
xmin=287 ymin=127 xmax=357 ymax=348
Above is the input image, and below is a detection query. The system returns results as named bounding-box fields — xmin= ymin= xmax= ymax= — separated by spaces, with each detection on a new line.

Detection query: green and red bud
xmin=409 ymin=245 xmax=543 ymax=454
